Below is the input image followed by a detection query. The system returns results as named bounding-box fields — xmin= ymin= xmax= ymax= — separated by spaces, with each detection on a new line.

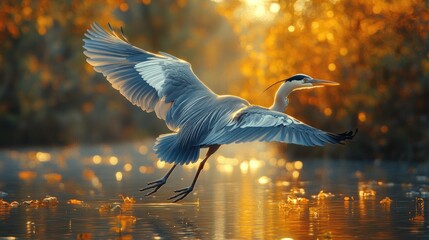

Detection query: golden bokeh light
xmin=324 ymin=107 xmax=332 ymax=116
xmin=311 ymin=21 xmax=320 ymax=30
xmin=269 ymin=3 xmax=280 ymax=13
xmin=240 ymin=161 xmax=249 ymax=174
xmin=217 ymin=155 xmax=239 ymax=165
xmin=115 ymin=171 xmax=123 ymax=181
xmin=92 ymin=155 xmax=102 ymax=164
xmin=249 ymin=158 xmax=262 ymax=171
xmin=36 ymin=152 xmax=51 ymax=162
xmin=258 ymin=176 xmax=271 ymax=185
xmin=156 ymin=161 xmax=166 ymax=169
xmin=285 ymin=162 xmax=294 ymax=171
xmin=292 ymin=170 xmax=300 ymax=179
xmin=358 ymin=112 xmax=367 ymax=122
xmin=294 ymin=161 xmax=303 ymax=170
xmin=109 ymin=156 xmax=118 ymax=165
xmin=123 ymin=163 xmax=133 ymax=172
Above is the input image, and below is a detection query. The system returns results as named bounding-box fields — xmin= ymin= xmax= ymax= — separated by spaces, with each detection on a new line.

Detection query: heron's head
xmin=264 ymin=73 xmax=339 ymax=93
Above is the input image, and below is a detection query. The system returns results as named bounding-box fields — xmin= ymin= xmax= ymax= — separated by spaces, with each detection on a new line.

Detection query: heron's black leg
xmin=140 ymin=164 xmax=177 ymax=196
xmin=169 ymin=145 xmax=220 ymax=202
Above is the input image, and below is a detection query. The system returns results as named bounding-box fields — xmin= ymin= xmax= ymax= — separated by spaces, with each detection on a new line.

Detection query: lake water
xmin=0 ymin=141 xmax=428 ymax=239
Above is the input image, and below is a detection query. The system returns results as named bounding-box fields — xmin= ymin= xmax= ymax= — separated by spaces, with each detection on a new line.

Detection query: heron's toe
xmin=168 ymin=187 xmax=194 ymax=202
xmin=139 ymin=178 xmax=167 ymax=192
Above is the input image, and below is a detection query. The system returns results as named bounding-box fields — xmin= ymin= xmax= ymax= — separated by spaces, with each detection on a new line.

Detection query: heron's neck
xmin=269 ymin=83 xmax=293 ymax=112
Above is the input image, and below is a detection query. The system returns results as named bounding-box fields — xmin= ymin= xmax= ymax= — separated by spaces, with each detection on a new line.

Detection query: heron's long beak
xmin=307 ymin=79 xmax=339 ymax=86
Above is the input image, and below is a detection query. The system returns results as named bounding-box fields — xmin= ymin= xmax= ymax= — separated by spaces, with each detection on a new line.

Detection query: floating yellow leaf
xmin=379 ymin=197 xmax=392 ymax=205
xmin=119 ymin=194 xmax=136 ymax=204
xmin=68 ymin=199 xmax=84 ymax=205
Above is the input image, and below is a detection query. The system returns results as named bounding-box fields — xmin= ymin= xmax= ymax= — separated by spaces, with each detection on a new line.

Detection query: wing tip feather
xmin=333 ymin=128 xmax=358 ymax=145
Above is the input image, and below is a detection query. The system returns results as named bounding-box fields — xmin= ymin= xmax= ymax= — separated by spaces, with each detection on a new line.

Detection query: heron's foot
xmin=168 ymin=186 xmax=194 ymax=202
xmin=139 ymin=178 xmax=167 ymax=196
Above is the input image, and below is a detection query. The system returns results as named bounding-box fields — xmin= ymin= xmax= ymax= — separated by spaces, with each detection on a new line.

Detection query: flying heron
xmin=83 ymin=23 xmax=356 ymax=202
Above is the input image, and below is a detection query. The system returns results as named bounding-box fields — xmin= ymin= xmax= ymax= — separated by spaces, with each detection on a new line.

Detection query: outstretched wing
xmin=83 ymin=23 xmax=216 ymax=129
xmin=202 ymin=106 xmax=356 ymax=146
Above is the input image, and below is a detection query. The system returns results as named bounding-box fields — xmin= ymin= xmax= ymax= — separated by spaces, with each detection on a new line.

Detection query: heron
xmin=83 ymin=23 xmax=356 ymax=202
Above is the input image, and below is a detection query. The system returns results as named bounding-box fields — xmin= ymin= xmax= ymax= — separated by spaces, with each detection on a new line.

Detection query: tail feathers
xmin=154 ymin=133 xmax=200 ymax=165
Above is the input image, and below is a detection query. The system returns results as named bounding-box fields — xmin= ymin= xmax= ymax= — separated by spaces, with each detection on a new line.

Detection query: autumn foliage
xmin=0 ymin=0 xmax=428 ymax=160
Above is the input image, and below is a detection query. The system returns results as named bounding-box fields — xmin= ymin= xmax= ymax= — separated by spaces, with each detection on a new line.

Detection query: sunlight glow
xmin=237 ymin=0 xmax=279 ymax=22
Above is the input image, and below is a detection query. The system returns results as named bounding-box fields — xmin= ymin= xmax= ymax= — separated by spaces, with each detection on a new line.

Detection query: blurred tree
xmin=0 ymin=0 xmax=239 ymax=146
xmin=216 ymin=0 xmax=429 ymax=161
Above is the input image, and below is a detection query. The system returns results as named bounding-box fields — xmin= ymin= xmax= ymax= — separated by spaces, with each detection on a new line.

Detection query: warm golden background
xmin=1 ymin=0 xmax=428 ymax=161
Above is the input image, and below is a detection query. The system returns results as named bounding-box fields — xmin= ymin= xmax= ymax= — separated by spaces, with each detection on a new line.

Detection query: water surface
xmin=0 ymin=141 xmax=428 ymax=239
